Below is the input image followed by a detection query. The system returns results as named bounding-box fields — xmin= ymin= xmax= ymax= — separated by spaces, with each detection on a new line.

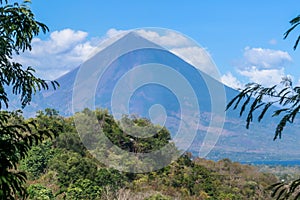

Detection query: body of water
xmin=241 ymin=160 xmax=300 ymax=166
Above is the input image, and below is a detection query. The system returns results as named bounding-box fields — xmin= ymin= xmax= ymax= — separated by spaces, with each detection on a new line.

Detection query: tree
xmin=27 ymin=184 xmax=55 ymax=200
xmin=20 ymin=141 xmax=57 ymax=179
xmin=0 ymin=0 xmax=59 ymax=199
xmin=48 ymin=151 xmax=98 ymax=189
xmin=227 ymin=14 xmax=300 ymax=199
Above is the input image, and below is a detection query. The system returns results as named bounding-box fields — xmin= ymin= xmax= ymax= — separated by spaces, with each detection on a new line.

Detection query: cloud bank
xmin=14 ymin=28 xmax=221 ymax=81
xmin=14 ymin=29 xmax=99 ymax=79
xmin=222 ymin=47 xmax=293 ymax=88
xmin=13 ymin=28 xmax=294 ymax=89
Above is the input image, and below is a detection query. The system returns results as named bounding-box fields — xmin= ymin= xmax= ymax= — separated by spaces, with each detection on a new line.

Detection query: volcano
xmin=21 ymin=32 xmax=300 ymax=163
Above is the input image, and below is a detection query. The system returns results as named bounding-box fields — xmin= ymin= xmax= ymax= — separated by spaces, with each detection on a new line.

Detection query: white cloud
xmin=170 ymin=47 xmax=221 ymax=80
xmin=136 ymin=29 xmax=193 ymax=47
xmin=96 ymin=28 xmax=129 ymax=52
xmin=28 ymin=29 xmax=89 ymax=57
xmin=243 ymin=47 xmax=292 ymax=69
xmin=233 ymin=47 xmax=294 ymax=87
xmin=13 ymin=28 xmax=219 ymax=81
xmin=238 ymin=67 xmax=285 ymax=86
xmin=14 ymin=27 xmax=295 ymax=88
xmin=106 ymin=28 xmax=128 ymax=38
xmin=14 ymin=29 xmax=98 ymax=80
xmin=13 ymin=28 xmax=135 ymax=80
xmin=221 ymin=72 xmax=243 ymax=89
xmin=49 ymin=29 xmax=88 ymax=53
xmin=135 ymin=29 xmax=222 ymax=80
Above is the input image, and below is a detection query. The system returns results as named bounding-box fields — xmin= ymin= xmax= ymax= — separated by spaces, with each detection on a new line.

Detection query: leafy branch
xmin=0 ymin=0 xmax=60 ymax=199
xmin=0 ymin=111 xmax=62 ymax=199
xmin=226 ymin=82 xmax=300 ymax=140
xmin=227 ymin=14 xmax=300 ymax=199
xmin=284 ymin=15 xmax=300 ymax=50
xmin=0 ymin=0 xmax=58 ymax=109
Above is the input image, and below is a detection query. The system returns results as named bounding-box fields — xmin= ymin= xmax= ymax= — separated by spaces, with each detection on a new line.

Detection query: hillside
xmin=20 ymin=109 xmax=278 ymax=200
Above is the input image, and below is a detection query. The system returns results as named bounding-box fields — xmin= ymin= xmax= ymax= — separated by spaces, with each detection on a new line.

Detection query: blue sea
xmin=241 ymin=160 xmax=300 ymax=166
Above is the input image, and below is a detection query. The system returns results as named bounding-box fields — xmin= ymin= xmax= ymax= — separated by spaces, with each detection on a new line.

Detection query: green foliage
xmin=48 ymin=151 xmax=98 ymax=188
xmin=0 ymin=0 xmax=59 ymax=198
xmin=73 ymin=108 xmax=179 ymax=172
xmin=0 ymin=111 xmax=59 ymax=199
xmin=65 ymin=179 xmax=102 ymax=200
xmin=53 ymin=131 xmax=86 ymax=156
xmin=35 ymin=109 xmax=66 ymax=134
xmin=16 ymin=110 xmax=278 ymax=200
xmin=19 ymin=110 xmax=65 ymax=181
xmin=81 ymin=109 xmax=171 ymax=154
xmin=135 ymin=156 xmax=276 ymax=199
xmin=117 ymin=115 xmax=171 ymax=153
xmin=27 ymin=184 xmax=54 ymax=200
xmin=94 ymin=168 xmax=127 ymax=190
xmin=0 ymin=0 xmax=58 ymax=109
xmin=20 ymin=141 xmax=56 ymax=179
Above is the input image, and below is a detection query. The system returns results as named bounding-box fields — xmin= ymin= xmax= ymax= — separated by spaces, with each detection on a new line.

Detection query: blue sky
xmin=16 ymin=0 xmax=300 ymax=88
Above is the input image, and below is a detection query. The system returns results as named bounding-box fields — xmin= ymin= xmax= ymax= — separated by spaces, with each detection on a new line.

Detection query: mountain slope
xmin=22 ymin=32 xmax=300 ymax=162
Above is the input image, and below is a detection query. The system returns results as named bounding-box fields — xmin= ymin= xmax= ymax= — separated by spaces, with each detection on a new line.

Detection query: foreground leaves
xmin=269 ymin=178 xmax=300 ymax=200
xmin=0 ymin=0 xmax=58 ymax=109
xmin=226 ymin=82 xmax=300 ymax=140
xmin=0 ymin=1 xmax=60 ymax=199
xmin=0 ymin=111 xmax=61 ymax=199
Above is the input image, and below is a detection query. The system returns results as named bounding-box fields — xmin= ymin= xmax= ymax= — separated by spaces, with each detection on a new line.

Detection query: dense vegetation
xmin=16 ymin=108 xmax=278 ymax=200
xmin=0 ymin=0 xmax=298 ymax=198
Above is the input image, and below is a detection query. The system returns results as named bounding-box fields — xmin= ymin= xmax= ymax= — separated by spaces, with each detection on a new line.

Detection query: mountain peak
xmin=108 ymin=31 xmax=163 ymax=51
xmin=121 ymin=31 xmax=143 ymax=40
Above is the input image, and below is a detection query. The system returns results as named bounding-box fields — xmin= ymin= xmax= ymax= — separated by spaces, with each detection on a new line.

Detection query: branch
xmin=227 ymin=83 xmax=300 ymax=140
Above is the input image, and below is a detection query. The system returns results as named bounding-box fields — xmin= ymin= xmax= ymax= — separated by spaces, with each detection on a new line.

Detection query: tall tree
xmin=227 ymin=15 xmax=300 ymax=199
xmin=0 ymin=0 xmax=59 ymax=199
